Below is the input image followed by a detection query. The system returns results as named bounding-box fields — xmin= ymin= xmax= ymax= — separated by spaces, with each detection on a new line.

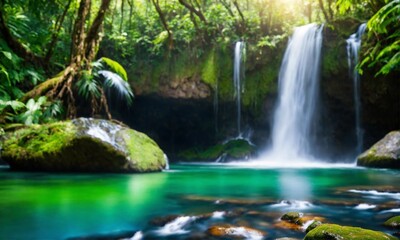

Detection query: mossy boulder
xmin=0 ymin=118 xmax=166 ymax=173
xmin=179 ymin=138 xmax=256 ymax=162
xmin=281 ymin=212 xmax=303 ymax=223
xmin=304 ymin=224 xmax=398 ymax=240
xmin=385 ymin=216 xmax=400 ymax=229
xmin=357 ymin=131 xmax=400 ymax=169
xmin=306 ymin=220 xmax=322 ymax=233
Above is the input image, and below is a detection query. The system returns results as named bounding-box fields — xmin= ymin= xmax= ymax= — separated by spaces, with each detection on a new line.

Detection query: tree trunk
xmin=45 ymin=0 xmax=73 ymax=63
xmin=55 ymin=0 xmax=111 ymax=118
xmin=151 ymin=0 xmax=173 ymax=50
xmin=178 ymin=0 xmax=207 ymax=24
xmin=120 ymin=0 xmax=125 ymax=33
xmin=0 ymin=9 xmax=44 ymax=67
xmin=233 ymin=0 xmax=246 ymax=35
xmin=318 ymin=0 xmax=330 ymax=22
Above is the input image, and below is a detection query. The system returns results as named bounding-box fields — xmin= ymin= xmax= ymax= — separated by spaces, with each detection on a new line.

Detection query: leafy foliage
xmin=76 ymin=58 xmax=134 ymax=108
xmin=361 ymin=0 xmax=400 ymax=76
xmin=100 ymin=57 xmax=128 ymax=81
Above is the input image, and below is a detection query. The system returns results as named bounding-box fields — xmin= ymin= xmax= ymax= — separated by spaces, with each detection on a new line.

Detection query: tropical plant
xmin=76 ymin=57 xmax=134 ymax=117
xmin=14 ymin=96 xmax=63 ymax=125
xmin=361 ymin=0 xmax=400 ymax=76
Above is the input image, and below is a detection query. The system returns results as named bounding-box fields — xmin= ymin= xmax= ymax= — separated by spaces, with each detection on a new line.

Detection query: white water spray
xmin=268 ymin=24 xmax=323 ymax=161
xmin=346 ymin=23 xmax=366 ymax=155
xmin=233 ymin=41 xmax=245 ymax=136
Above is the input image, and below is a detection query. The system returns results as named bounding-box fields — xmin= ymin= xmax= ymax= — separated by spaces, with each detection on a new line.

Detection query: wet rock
xmin=275 ymin=238 xmax=301 ymax=240
xmin=384 ymin=216 xmax=400 ymax=229
xmin=357 ymin=131 xmax=400 ymax=169
xmin=281 ymin=212 xmax=302 ymax=223
xmin=225 ymin=208 xmax=248 ymax=218
xmin=304 ymin=224 xmax=398 ymax=240
xmin=276 ymin=213 xmax=325 ymax=231
xmin=1 ymin=118 xmax=166 ymax=173
xmin=150 ymin=214 xmax=182 ymax=226
xmin=274 ymin=221 xmax=303 ymax=231
xmin=207 ymin=224 xmax=265 ymax=239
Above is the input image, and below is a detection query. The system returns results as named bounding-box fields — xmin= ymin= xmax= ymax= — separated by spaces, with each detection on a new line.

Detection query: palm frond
xmin=76 ymin=74 xmax=101 ymax=100
xmin=100 ymin=57 xmax=128 ymax=81
xmin=99 ymin=70 xmax=134 ymax=105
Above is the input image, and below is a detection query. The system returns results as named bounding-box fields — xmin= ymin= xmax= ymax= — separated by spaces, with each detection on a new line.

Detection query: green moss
xmin=304 ymin=224 xmax=398 ymax=240
xmin=179 ymin=139 xmax=254 ymax=161
xmin=179 ymin=144 xmax=224 ymax=161
xmin=215 ymin=48 xmax=234 ymax=101
xmin=1 ymin=119 xmax=166 ymax=173
xmin=224 ymin=139 xmax=255 ymax=159
xmin=358 ymin=155 xmax=399 ymax=168
xmin=242 ymin=65 xmax=278 ymax=114
xmin=121 ymin=129 xmax=166 ymax=171
xmin=201 ymin=48 xmax=218 ymax=88
xmin=306 ymin=221 xmax=322 ymax=233
xmin=3 ymin=122 xmax=76 ymax=161
xmin=384 ymin=216 xmax=400 ymax=229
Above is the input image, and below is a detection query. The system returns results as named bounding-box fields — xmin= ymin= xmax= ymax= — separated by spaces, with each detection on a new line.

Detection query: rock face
xmin=160 ymin=77 xmax=211 ymax=99
xmin=357 ymin=131 xmax=400 ymax=169
xmin=304 ymin=224 xmax=398 ymax=240
xmin=1 ymin=118 xmax=166 ymax=173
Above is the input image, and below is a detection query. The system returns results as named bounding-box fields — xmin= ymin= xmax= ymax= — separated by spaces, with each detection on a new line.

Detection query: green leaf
xmin=1 ymin=51 xmax=12 ymax=60
xmin=153 ymin=30 xmax=169 ymax=45
xmin=100 ymin=57 xmax=128 ymax=81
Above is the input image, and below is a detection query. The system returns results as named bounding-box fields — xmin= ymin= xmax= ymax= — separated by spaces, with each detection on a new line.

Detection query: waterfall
xmin=233 ymin=41 xmax=245 ymax=137
xmin=346 ymin=23 xmax=366 ymax=155
xmin=269 ymin=24 xmax=323 ymax=161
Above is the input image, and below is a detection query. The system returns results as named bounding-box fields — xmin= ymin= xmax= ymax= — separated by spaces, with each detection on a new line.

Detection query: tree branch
xmin=45 ymin=0 xmax=73 ymax=63
xmin=151 ymin=0 xmax=173 ymax=50
xmin=178 ymin=0 xmax=207 ymax=24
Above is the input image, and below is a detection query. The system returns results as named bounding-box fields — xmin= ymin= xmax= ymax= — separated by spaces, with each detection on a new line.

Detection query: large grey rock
xmin=357 ymin=131 xmax=400 ymax=169
xmin=1 ymin=118 xmax=166 ymax=173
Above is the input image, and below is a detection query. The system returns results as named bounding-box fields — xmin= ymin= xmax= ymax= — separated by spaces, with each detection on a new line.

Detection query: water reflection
xmin=278 ymin=170 xmax=312 ymax=201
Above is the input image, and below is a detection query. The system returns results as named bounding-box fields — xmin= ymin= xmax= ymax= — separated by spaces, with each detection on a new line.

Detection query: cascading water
xmin=346 ymin=23 xmax=367 ymax=155
xmin=233 ymin=41 xmax=245 ymax=137
xmin=268 ymin=23 xmax=323 ymax=161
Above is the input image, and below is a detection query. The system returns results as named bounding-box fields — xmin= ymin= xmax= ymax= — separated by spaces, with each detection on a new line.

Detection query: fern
xmin=368 ymin=0 xmax=400 ymax=34
xmin=0 ymin=99 xmax=25 ymax=113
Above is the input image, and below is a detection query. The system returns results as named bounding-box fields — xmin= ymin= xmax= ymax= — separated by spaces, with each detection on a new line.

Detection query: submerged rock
xmin=207 ymin=224 xmax=265 ymax=239
xmin=385 ymin=216 xmax=400 ymax=229
xmin=276 ymin=212 xmax=325 ymax=232
xmin=1 ymin=118 xmax=166 ymax=172
xmin=304 ymin=224 xmax=398 ymax=240
xmin=357 ymin=131 xmax=400 ymax=169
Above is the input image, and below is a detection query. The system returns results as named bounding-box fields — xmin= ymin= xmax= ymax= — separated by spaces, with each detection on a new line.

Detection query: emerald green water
xmin=0 ymin=164 xmax=399 ymax=239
